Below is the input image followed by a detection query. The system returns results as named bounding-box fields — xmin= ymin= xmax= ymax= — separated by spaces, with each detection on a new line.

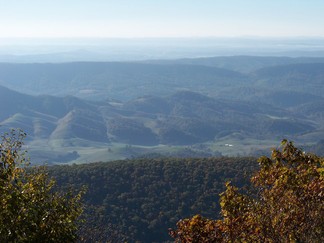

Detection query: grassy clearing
xmin=24 ymin=137 xmax=288 ymax=165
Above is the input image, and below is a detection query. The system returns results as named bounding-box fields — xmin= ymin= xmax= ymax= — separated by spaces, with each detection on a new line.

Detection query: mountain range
xmin=0 ymin=56 xmax=323 ymax=163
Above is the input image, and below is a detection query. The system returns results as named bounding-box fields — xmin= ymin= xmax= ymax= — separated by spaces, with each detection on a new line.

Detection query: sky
xmin=0 ymin=0 xmax=324 ymax=38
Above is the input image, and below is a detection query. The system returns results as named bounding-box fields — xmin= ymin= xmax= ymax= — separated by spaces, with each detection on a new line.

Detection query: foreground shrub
xmin=170 ymin=140 xmax=324 ymax=242
xmin=0 ymin=130 xmax=84 ymax=242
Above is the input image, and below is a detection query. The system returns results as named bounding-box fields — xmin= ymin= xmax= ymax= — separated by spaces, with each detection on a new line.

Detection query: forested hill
xmin=49 ymin=157 xmax=257 ymax=242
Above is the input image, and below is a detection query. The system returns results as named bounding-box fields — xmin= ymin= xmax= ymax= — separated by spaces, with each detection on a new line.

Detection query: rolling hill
xmin=0 ymin=84 xmax=321 ymax=163
xmin=0 ymin=57 xmax=323 ymax=162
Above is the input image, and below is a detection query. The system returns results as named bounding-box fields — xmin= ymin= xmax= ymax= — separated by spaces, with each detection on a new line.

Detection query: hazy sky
xmin=1 ymin=0 xmax=324 ymax=38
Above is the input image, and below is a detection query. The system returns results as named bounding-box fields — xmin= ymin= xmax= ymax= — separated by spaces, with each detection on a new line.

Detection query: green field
xmin=25 ymin=137 xmax=289 ymax=165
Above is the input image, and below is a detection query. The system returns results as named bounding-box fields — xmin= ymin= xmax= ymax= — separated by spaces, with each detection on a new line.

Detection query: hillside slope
xmin=0 ymin=84 xmax=321 ymax=163
xmin=50 ymin=157 xmax=258 ymax=242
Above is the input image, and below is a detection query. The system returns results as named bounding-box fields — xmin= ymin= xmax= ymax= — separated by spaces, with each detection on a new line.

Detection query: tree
xmin=170 ymin=140 xmax=324 ymax=242
xmin=0 ymin=130 xmax=84 ymax=242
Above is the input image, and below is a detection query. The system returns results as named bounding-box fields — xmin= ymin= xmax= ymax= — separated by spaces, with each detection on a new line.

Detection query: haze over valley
xmin=0 ymin=54 xmax=323 ymax=163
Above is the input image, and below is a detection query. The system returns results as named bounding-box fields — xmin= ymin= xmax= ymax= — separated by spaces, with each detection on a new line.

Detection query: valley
xmin=0 ymin=56 xmax=323 ymax=164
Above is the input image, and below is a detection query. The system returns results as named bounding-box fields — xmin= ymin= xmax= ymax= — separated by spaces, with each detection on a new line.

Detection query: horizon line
xmin=1 ymin=36 xmax=324 ymax=40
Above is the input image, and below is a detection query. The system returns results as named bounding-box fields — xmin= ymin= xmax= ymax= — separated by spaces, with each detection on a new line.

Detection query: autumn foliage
xmin=0 ymin=130 xmax=84 ymax=242
xmin=170 ymin=140 xmax=324 ymax=242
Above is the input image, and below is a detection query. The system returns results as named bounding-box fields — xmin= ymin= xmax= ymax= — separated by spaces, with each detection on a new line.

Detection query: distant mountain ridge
xmin=143 ymin=56 xmax=324 ymax=72
xmin=0 ymin=57 xmax=324 ymax=102
xmin=0 ymin=62 xmax=247 ymax=101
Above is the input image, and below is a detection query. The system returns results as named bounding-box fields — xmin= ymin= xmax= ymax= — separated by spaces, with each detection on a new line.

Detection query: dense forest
xmin=49 ymin=157 xmax=257 ymax=242
xmin=1 ymin=130 xmax=322 ymax=242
